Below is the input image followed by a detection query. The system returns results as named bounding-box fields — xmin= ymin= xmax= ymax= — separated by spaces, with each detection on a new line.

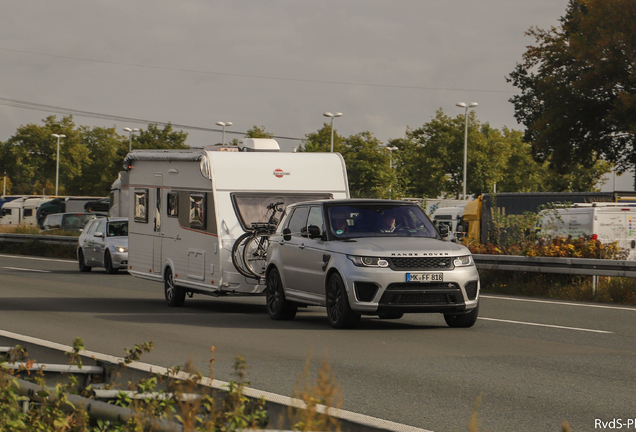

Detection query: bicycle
xmin=231 ymin=201 xmax=284 ymax=279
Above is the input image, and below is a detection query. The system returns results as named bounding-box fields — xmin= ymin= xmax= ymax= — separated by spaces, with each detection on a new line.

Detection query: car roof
xmin=93 ymin=216 xmax=127 ymax=222
xmin=287 ymin=199 xmax=419 ymax=207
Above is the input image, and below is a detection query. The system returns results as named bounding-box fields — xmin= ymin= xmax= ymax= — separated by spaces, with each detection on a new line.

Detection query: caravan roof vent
xmin=241 ymin=138 xmax=280 ymax=152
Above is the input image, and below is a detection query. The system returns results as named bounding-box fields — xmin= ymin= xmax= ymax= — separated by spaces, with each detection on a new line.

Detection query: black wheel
xmin=266 ymin=268 xmax=297 ymax=320
xmin=78 ymin=249 xmax=92 ymax=272
xmin=243 ymin=234 xmax=270 ymax=278
xmin=378 ymin=311 xmax=404 ymax=320
xmin=326 ymin=273 xmax=360 ymax=329
xmin=444 ymin=302 xmax=479 ymax=328
xmin=104 ymin=251 xmax=118 ymax=274
xmin=164 ymin=268 xmax=185 ymax=307
xmin=232 ymin=233 xmax=257 ymax=278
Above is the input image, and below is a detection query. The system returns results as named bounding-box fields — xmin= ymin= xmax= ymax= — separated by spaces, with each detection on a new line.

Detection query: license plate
xmin=406 ymin=273 xmax=443 ymax=282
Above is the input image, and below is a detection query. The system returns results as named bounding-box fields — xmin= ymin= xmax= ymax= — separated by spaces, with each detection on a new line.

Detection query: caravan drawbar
xmin=124 ymin=141 xmax=350 ymax=305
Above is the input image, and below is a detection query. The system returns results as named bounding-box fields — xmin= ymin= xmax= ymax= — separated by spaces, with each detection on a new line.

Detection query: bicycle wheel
xmin=243 ymin=234 xmax=270 ymax=278
xmin=232 ymin=232 xmax=257 ymax=278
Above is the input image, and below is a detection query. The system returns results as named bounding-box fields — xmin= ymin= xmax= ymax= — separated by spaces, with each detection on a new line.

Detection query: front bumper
xmin=341 ymin=263 xmax=480 ymax=315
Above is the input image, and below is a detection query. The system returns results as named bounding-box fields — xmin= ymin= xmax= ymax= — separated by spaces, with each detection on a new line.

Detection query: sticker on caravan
xmin=273 ymin=169 xmax=291 ymax=178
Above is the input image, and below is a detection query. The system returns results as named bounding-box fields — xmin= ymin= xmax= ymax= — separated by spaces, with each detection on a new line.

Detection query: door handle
xmin=299 ymin=244 xmax=305 ymax=250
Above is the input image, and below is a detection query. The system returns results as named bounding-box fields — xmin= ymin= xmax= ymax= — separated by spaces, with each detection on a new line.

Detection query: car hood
xmin=325 ymin=236 xmax=470 ymax=257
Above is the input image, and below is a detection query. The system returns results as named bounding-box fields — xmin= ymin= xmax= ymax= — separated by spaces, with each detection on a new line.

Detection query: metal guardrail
xmin=473 ymin=254 xmax=636 ymax=278
xmin=0 ymin=233 xmax=77 ymax=246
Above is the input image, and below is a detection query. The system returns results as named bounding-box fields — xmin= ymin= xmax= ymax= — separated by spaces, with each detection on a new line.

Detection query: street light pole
xmin=380 ymin=145 xmax=399 ymax=198
xmin=51 ymin=134 xmax=66 ymax=196
xmin=216 ymin=121 xmax=233 ymax=145
xmin=323 ymin=112 xmax=343 ymax=152
xmin=123 ymin=127 xmax=140 ymax=153
xmin=456 ymin=102 xmax=478 ymax=200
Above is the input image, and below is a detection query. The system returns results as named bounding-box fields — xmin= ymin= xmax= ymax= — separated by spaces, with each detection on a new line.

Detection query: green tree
xmin=66 ymin=125 xmax=127 ymax=196
xmin=341 ymin=132 xmax=394 ymax=198
xmin=401 ymin=109 xmax=511 ymax=198
xmin=299 ymin=123 xmax=344 ymax=153
xmin=245 ymin=125 xmax=274 ymax=139
xmin=130 ymin=123 xmax=189 ymax=153
xmin=507 ymin=0 xmax=636 ymax=185
xmin=1 ymin=115 xmax=89 ymax=195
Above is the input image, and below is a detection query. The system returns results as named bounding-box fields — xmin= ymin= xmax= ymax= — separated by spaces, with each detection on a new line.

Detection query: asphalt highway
xmin=1 ymin=253 xmax=634 ymax=432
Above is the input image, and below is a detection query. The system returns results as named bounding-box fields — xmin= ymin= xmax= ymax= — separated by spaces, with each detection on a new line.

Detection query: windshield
xmin=327 ymin=204 xmax=438 ymax=239
xmin=107 ymin=221 xmax=128 ymax=237
xmin=232 ymin=193 xmax=333 ymax=231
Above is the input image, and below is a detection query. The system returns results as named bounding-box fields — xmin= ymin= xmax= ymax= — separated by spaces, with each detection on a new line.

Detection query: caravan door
xmin=153 ymin=174 xmax=163 ymax=274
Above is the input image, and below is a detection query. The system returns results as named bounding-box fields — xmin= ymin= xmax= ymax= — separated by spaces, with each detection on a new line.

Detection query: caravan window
xmin=23 ymin=209 xmax=33 ymax=218
xmin=189 ymin=193 xmax=206 ymax=229
xmin=231 ymin=193 xmax=333 ymax=231
xmin=167 ymin=192 xmax=178 ymax=217
xmin=134 ymin=189 xmax=148 ymax=223
xmin=2 ymin=208 xmax=11 ymax=217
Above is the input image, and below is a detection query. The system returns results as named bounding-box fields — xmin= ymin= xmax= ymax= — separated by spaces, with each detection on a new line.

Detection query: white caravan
xmin=0 ymin=197 xmax=51 ymax=226
xmin=124 ymin=141 xmax=350 ymax=304
xmin=537 ymin=203 xmax=636 ymax=259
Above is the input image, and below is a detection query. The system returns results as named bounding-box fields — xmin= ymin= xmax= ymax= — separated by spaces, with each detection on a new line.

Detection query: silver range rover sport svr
xmin=265 ymin=199 xmax=480 ymax=329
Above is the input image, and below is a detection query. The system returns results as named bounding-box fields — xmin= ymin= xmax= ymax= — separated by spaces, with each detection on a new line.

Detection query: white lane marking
xmin=1 ymin=266 xmax=51 ymax=273
xmin=481 ymin=294 xmax=636 ymax=312
xmin=479 ymin=317 xmax=613 ymax=334
xmin=0 ymin=329 xmax=434 ymax=432
xmin=0 ymin=254 xmax=75 ymax=264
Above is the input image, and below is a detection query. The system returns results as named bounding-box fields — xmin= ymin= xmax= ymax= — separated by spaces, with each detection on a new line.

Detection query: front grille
xmin=380 ymin=292 xmax=458 ymax=305
xmin=389 ymin=257 xmax=453 ymax=271
xmin=465 ymin=281 xmax=478 ymax=300
xmin=386 ymin=282 xmax=460 ymax=291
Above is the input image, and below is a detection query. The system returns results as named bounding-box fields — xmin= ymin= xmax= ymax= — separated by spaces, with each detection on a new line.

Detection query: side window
xmin=167 ymin=192 xmax=178 ymax=217
xmin=134 ymin=189 xmax=148 ymax=223
xmin=23 ymin=209 xmax=33 ymax=218
xmin=95 ymin=220 xmax=106 ymax=235
xmin=287 ymin=206 xmax=310 ymax=235
xmin=85 ymin=220 xmax=97 ymax=235
xmin=306 ymin=206 xmax=324 ymax=235
xmin=155 ymin=188 xmax=161 ymax=232
xmin=189 ymin=193 xmax=206 ymax=229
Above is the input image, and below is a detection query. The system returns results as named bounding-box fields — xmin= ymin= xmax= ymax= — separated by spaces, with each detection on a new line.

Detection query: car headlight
xmin=453 ymin=255 xmax=473 ymax=267
xmin=114 ymin=245 xmax=128 ymax=253
xmin=347 ymin=255 xmax=389 ymax=268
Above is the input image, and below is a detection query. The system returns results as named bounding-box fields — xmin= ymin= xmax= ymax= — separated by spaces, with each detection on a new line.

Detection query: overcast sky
xmin=0 ymin=0 xmax=631 ymax=190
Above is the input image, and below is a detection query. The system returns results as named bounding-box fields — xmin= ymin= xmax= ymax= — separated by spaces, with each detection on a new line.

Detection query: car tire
xmin=326 ymin=273 xmax=360 ymax=329
xmin=104 ymin=251 xmax=118 ymax=274
xmin=78 ymin=249 xmax=92 ymax=273
xmin=444 ymin=302 xmax=479 ymax=328
xmin=266 ymin=268 xmax=297 ymax=320
xmin=164 ymin=268 xmax=186 ymax=307
xmin=378 ymin=311 xmax=404 ymax=320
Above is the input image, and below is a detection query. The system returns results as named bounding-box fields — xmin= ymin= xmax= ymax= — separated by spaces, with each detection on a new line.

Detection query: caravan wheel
xmin=164 ymin=268 xmax=185 ymax=307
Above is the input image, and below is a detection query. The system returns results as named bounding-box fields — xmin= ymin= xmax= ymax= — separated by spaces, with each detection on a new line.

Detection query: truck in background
xmin=462 ymin=192 xmax=636 ymax=244
xmin=0 ymin=197 xmax=51 ymax=226
xmin=537 ymin=203 xmax=636 ymax=259
xmin=431 ymin=204 xmax=467 ymax=242
xmin=123 ymin=138 xmax=350 ymax=306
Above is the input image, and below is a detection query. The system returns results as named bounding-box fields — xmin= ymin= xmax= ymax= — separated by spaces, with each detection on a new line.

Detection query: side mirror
xmin=307 ymin=225 xmax=321 ymax=239
xmin=282 ymin=227 xmax=292 ymax=241
xmin=94 ymin=232 xmax=104 ymax=238
xmin=438 ymin=225 xmax=449 ymax=238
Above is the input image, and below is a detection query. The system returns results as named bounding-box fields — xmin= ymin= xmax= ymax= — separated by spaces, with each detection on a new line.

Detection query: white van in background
xmin=124 ymin=139 xmax=350 ymax=306
xmin=431 ymin=205 xmax=467 ymax=242
xmin=0 ymin=197 xmax=51 ymax=226
xmin=538 ymin=203 xmax=636 ymax=259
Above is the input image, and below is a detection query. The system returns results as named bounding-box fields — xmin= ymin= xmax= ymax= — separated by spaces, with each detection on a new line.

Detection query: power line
xmin=0 ymin=97 xmax=304 ymax=141
xmin=1 ymin=47 xmax=516 ymax=94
